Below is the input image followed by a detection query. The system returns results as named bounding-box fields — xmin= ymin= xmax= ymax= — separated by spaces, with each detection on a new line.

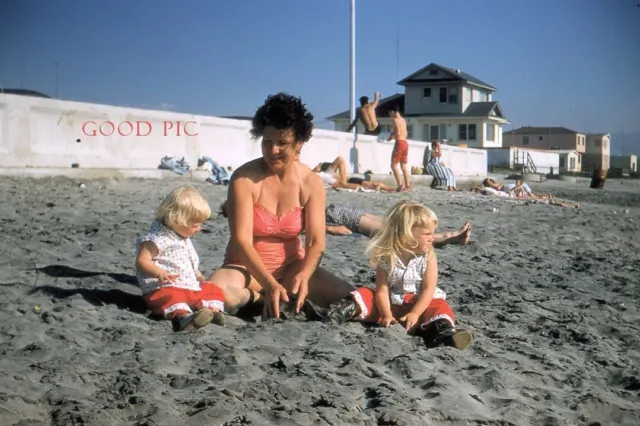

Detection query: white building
xmin=327 ymin=63 xmax=510 ymax=148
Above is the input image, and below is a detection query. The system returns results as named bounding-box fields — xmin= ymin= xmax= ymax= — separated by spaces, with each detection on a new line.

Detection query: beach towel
xmin=198 ymin=156 xmax=231 ymax=185
xmin=158 ymin=156 xmax=190 ymax=175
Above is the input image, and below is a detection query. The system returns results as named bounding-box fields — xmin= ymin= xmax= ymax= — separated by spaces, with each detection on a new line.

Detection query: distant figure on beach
xmin=323 ymin=200 xmax=474 ymax=350
xmin=208 ymin=93 xmax=355 ymax=319
xmin=135 ymin=185 xmax=226 ymax=332
xmin=311 ymin=156 xmax=395 ymax=192
xmin=424 ymin=140 xmax=457 ymax=191
xmin=479 ymin=177 xmax=580 ymax=208
xmin=346 ymin=92 xmax=382 ymax=136
xmin=388 ymin=105 xmax=412 ymax=192
xmin=324 ymin=204 xmax=472 ymax=247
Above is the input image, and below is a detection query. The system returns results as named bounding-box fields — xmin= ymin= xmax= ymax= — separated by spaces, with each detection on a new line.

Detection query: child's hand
xmin=196 ymin=271 xmax=206 ymax=284
xmin=379 ymin=314 xmax=396 ymax=328
xmin=157 ymin=270 xmax=179 ymax=284
xmin=399 ymin=312 xmax=420 ymax=334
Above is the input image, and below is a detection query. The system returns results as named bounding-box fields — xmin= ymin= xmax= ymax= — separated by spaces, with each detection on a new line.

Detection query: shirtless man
xmin=346 ymin=92 xmax=382 ymax=136
xmin=388 ymin=105 xmax=411 ymax=192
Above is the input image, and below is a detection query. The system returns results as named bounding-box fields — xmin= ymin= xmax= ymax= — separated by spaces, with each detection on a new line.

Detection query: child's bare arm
xmin=410 ymin=251 xmax=438 ymax=317
xmin=135 ymin=242 xmax=178 ymax=282
xmin=374 ymin=266 xmax=394 ymax=320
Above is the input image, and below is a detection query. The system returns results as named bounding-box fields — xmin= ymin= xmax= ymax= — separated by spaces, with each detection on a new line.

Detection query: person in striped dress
xmin=424 ymin=140 xmax=457 ymax=191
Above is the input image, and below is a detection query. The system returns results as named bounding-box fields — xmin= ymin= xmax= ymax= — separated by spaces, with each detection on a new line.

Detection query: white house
xmin=327 ymin=63 xmax=510 ymax=148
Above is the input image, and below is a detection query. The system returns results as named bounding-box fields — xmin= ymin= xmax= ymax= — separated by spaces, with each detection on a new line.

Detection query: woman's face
xmin=261 ymin=126 xmax=301 ymax=170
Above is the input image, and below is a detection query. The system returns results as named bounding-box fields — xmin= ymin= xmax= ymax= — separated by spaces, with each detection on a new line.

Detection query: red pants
xmin=143 ymin=282 xmax=225 ymax=320
xmin=350 ymin=287 xmax=455 ymax=328
xmin=392 ymin=140 xmax=409 ymax=164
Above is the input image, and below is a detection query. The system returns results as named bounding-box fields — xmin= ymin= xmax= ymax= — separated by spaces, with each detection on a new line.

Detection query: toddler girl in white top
xmin=135 ymin=185 xmax=225 ymax=332
xmin=324 ymin=200 xmax=473 ymax=350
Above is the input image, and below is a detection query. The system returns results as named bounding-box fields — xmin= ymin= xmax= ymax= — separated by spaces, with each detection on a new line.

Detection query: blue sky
xmin=1 ymin=0 xmax=639 ymax=136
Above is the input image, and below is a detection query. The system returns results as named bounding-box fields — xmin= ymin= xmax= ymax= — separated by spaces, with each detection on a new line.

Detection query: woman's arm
xmin=299 ymin=174 xmax=326 ymax=278
xmin=409 ymin=250 xmax=438 ymax=317
xmin=227 ymin=173 xmax=281 ymax=290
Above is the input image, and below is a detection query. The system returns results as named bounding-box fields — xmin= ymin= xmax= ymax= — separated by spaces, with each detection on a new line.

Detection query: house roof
xmin=503 ymin=126 xmax=582 ymax=135
xmin=551 ymin=149 xmax=580 ymax=155
xmin=587 ymin=133 xmax=610 ymax=138
xmin=1 ymin=88 xmax=53 ymax=98
xmin=397 ymin=63 xmax=497 ymax=91
xmin=326 ymin=97 xmax=507 ymax=121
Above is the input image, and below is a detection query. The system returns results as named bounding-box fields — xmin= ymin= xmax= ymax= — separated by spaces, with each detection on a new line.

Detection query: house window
xmin=448 ymin=87 xmax=458 ymax=104
xmin=458 ymin=124 xmax=467 ymax=140
xmin=407 ymin=125 xmax=413 ymax=140
xmin=538 ymin=136 xmax=544 ymax=141
xmin=439 ymin=87 xmax=448 ymax=103
xmin=381 ymin=125 xmax=393 ymax=133
xmin=423 ymin=87 xmax=431 ymax=98
xmin=523 ymin=136 xmax=530 ymax=145
xmin=430 ymin=125 xmax=439 ymax=140
xmin=468 ymin=124 xmax=476 ymax=140
xmin=465 ymin=88 xmax=471 ymax=102
xmin=578 ymin=155 xmax=581 ymax=163
xmin=458 ymin=124 xmax=476 ymax=140
xmin=479 ymin=92 xmax=488 ymax=102
xmin=439 ymin=124 xmax=447 ymax=140
xmin=560 ymin=157 xmax=566 ymax=168
xmin=570 ymin=157 xmax=576 ymax=170
xmin=428 ymin=70 xmax=438 ymax=76
xmin=486 ymin=124 xmax=495 ymax=142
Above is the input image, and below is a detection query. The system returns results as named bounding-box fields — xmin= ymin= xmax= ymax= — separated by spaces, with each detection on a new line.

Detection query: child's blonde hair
xmin=156 ymin=185 xmax=211 ymax=229
xmin=365 ymin=200 xmax=438 ymax=273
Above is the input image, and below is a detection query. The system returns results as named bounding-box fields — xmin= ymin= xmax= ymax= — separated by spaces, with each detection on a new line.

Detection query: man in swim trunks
xmin=346 ymin=92 xmax=382 ymax=136
xmin=388 ymin=105 xmax=411 ymax=192
xmin=324 ymin=203 xmax=472 ymax=247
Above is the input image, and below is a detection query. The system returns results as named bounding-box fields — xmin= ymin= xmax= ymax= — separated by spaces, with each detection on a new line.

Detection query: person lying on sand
xmin=135 ymin=185 xmax=226 ymax=332
xmin=221 ymin=201 xmax=472 ymax=245
xmin=323 ymin=200 xmax=474 ymax=350
xmin=208 ymin=93 xmax=356 ymax=320
xmin=324 ymin=203 xmax=472 ymax=247
xmin=479 ymin=177 xmax=580 ymax=208
xmin=312 ymin=156 xmax=395 ymax=192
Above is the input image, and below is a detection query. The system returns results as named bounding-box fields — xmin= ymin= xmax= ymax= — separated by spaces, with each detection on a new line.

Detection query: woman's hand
xmin=263 ymin=281 xmax=290 ymax=320
xmin=379 ymin=314 xmax=396 ymax=328
xmin=399 ymin=312 xmax=421 ymax=334
xmin=291 ymin=272 xmax=310 ymax=313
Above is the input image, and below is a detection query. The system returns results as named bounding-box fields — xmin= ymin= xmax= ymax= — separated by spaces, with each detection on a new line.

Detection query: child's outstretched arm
xmin=136 ymin=242 xmax=179 ymax=284
xmin=375 ymin=266 xmax=396 ymax=327
xmin=400 ymin=250 xmax=438 ymax=332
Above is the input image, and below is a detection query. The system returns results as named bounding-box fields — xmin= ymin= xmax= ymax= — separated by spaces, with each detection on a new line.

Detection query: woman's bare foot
xmin=448 ymin=222 xmax=472 ymax=245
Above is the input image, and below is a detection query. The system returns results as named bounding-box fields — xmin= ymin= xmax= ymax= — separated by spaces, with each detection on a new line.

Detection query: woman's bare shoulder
xmin=231 ymin=158 xmax=264 ymax=183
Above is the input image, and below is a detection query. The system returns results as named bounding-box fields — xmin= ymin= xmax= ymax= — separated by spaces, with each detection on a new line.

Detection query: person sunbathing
xmin=221 ymin=201 xmax=472 ymax=245
xmin=312 ymin=156 xmax=395 ymax=192
xmin=477 ymin=177 xmax=579 ymax=208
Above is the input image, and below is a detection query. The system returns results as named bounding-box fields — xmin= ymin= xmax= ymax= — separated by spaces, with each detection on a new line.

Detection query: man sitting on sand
xmin=220 ymin=201 xmax=471 ymax=247
xmin=311 ymin=156 xmax=395 ymax=192
xmin=346 ymin=92 xmax=382 ymax=136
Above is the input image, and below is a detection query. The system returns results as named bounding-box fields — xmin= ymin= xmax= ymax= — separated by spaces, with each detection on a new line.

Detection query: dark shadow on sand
xmin=37 ymin=264 xmax=137 ymax=286
xmin=30 ymin=285 xmax=151 ymax=315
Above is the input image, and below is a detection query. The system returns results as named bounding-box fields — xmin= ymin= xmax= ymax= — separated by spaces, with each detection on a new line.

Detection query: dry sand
xmin=1 ymin=175 xmax=639 ymax=426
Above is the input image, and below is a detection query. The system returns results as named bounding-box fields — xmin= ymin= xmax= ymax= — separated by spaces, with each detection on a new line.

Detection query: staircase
xmin=513 ymin=149 xmax=537 ymax=174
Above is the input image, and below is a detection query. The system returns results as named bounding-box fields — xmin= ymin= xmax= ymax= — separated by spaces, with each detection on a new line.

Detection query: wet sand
xmin=1 ymin=176 xmax=639 ymax=426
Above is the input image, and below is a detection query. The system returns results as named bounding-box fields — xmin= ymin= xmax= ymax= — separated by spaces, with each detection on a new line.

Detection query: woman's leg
xmin=445 ymin=168 xmax=457 ymax=190
xmin=281 ymin=264 xmax=356 ymax=308
xmin=207 ymin=266 xmax=262 ymax=314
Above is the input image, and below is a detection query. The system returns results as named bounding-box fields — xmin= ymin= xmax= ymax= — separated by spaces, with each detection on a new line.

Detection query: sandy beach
xmin=1 ymin=175 xmax=639 ymax=426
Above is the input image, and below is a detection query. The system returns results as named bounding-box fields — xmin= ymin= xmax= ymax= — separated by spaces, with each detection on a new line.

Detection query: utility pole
xmin=349 ymin=0 xmax=356 ymax=127
xmin=55 ymin=61 xmax=59 ymax=98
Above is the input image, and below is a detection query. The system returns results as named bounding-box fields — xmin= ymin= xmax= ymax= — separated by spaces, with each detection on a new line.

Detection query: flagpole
xmin=349 ymin=0 xmax=356 ymax=126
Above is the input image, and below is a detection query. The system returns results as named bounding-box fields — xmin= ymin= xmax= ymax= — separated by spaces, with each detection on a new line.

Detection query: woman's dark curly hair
xmin=250 ymin=92 xmax=314 ymax=143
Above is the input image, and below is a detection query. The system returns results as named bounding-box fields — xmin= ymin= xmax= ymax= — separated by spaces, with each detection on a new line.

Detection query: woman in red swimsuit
xmin=208 ymin=93 xmax=356 ymax=319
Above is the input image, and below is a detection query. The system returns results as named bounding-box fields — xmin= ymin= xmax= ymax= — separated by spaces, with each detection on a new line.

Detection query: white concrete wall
xmin=486 ymin=147 xmax=559 ymax=174
xmin=0 ymin=94 xmax=487 ymax=177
